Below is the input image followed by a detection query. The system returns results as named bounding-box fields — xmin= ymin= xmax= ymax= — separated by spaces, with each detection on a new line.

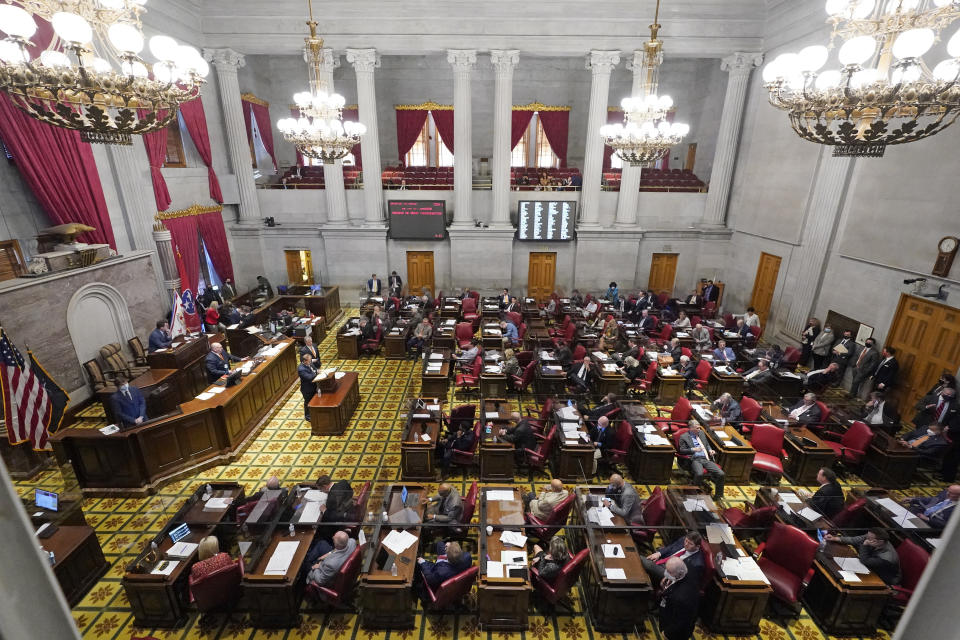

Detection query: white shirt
xmin=789 ymin=404 xmax=812 ymax=419
xmin=744 ymin=314 xmax=760 ymax=328
xmin=865 ymin=401 xmax=885 ymax=425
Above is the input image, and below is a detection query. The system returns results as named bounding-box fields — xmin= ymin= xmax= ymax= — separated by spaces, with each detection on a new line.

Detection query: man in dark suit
xmin=111 ymin=374 xmax=147 ymax=428
xmin=712 ymin=393 xmax=742 ymax=424
xmin=148 ymin=320 xmax=173 ymax=352
xmin=786 ymin=393 xmax=823 ymax=425
xmin=438 ymin=423 xmax=475 ymax=469
xmin=388 ymin=271 xmax=403 ymax=296
xmin=499 ymin=288 xmax=511 ymax=308
xmin=568 ymin=358 xmax=594 ymax=393
xmin=900 ymin=422 xmax=950 ymax=466
xmin=804 ymin=467 xmax=844 ymax=518
xmin=702 ymin=280 xmax=719 ymax=303
xmin=871 ymin=347 xmax=899 ymax=392
xmin=415 ymin=541 xmax=472 ymax=601
xmin=830 ymin=330 xmax=856 ymax=373
xmin=500 ymin=412 xmax=538 ymax=458
xmin=366 ymin=273 xmax=382 ymax=296
xmin=585 ymin=393 xmax=618 ymax=421
xmin=300 ymin=335 xmax=320 ymax=365
xmin=684 ymin=289 xmax=702 ymax=306
xmin=905 ymin=484 xmax=960 ymax=529
xmin=678 ymin=355 xmax=697 ymax=392
xmin=657 ymin=557 xmax=700 ymax=640
xmin=862 ymin=391 xmax=900 ymax=430
xmin=423 ymin=484 xmax=463 ymax=524
xmin=804 ymin=362 xmax=841 ymax=390
xmin=743 ymin=359 xmax=775 ymax=387
xmin=603 ymin=474 xmax=644 ymax=523
xmin=204 ymin=342 xmax=244 ymax=382
xmin=911 ymin=387 xmax=958 ymax=429
xmin=850 ymin=338 xmax=880 ymax=397
xmin=643 ymin=531 xmax=705 ymax=584
xmin=592 ymin=416 xmax=618 ymax=458
xmin=712 ymin=340 xmax=735 ymax=363
xmin=504 ymin=296 xmax=520 ymax=314
xmin=298 ymin=353 xmax=318 ymax=422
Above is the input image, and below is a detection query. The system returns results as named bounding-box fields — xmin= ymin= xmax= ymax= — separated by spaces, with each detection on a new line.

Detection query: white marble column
xmin=346 ymin=48 xmax=385 ymax=226
xmin=580 ymin=50 xmax=621 ymax=227
xmin=783 ymin=150 xmax=854 ymax=337
xmin=448 ymin=50 xmax=477 ymax=226
xmin=203 ymin=48 xmax=261 ymax=222
xmin=614 ymin=50 xmax=645 ymax=227
xmin=701 ymin=52 xmax=763 ymax=228
xmin=490 ymin=50 xmax=519 ymax=227
xmin=105 ymin=140 xmax=156 ymax=250
xmin=152 ymin=224 xmax=182 ymax=301
xmin=317 ymin=47 xmax=348 ymax=224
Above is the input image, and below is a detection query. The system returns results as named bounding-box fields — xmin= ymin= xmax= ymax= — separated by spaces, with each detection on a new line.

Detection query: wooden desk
xmin=384 ymin=320 xmax=412 ymax=359
xmin=308 ymin=372 xmax=360 ymax=436
xmin=336 ymin=318 xmax=362 ymax=359
xmin=421 ymin=348 xmax=451 ymax=397
xmin=51 ymin=342 xmax=298 ymax=496
xmin=590 ymin=350 xmax=627 ymax=396
xmin=552 ymin=403 xmax=596 ymax=482
xmin=146 ymin=334 xmax=210 ymax=399
xmin=664 ymin=487 xmax=723 ymax=536
xmin=755 ymin=487 xmax=834 ymax=534
xmin=861 ymin=431 xmax=920 ymax=489
xmin=655 ymin=368 xmax=686 ymax=404
xmin=761 ymin=370 xmax=804 ymax=400
xmin=707 ymin=367 xmax=744 ymax=400
xmin=783 ymin=427 xmax=837 ymax=485
xmin=572 ymin=487 xmax=653 ymax=631
xmin=41 ymin=525 xmax=108 ymax=606
xmin=481 ymin=298 xmax=501 ymax=319
xmin=432 ymin=322 xmax=456 ymax=351
xmin=626 ymin=419 xmax=676 ymax=484
xmin=700 ymin=535 xmax=772 ymax=634
xmin=478 ymin=487 xmax=531 ymax=630
xmin=865 ymin=494 xmax=935 ymax=534
xmin=480 ymin=354 xmax=508 ymax=397
xmin=359 ymin=485 xmax=426 ymax=629
xmin=401 ymin=400 xmax=442 ymax=480
xmin=480 ymin=322 xmax=504 ymax=350
xmin=238 ymin=288 xmax=342 ymax=330
xmin=523 ymin=324 xmax=550 ymax=351
xmin=535 ymin=359 xmax=567 ymax=396
xmin=479 ymin=400 xmax=516 ymax=481
xmin=804 ymin=544 xmax=891 ymax=635
xmin=243 ymin=528 xmax=315 ymax=628
xmin=438 ymin=299 xmax=461 ymax=319
xmin=702 ymin=424 xmax=755 ymax=484
xmin=97 ymin=367 xmax=179 ymax=426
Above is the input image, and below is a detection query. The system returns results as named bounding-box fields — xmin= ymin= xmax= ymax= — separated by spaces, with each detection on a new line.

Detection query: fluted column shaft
xmin=346 ymin=49 xmax=385 ymax=225
xmin=580 ymin=51 xmax=621 ymax=226
xmin=448 ymin=50 xmax=477 ymax=225
xmin=152 ymin=225 xmax=182 ymax=300
xmin=614 ymin=51 xmax=645 ymax=227
xmin=490 ymin=50 xmax=519 ymax=226
xmin=316 ymin=48 xmax=348 ymax=224
xmin=701 ymin=52 xmax=763 ymax=227
xmin=203 ymin=48 xmax=261 ymax=222
xmin=106 ymin=141 xmax=155 ymax=250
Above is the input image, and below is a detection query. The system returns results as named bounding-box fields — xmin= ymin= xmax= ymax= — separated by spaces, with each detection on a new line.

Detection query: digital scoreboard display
xmin=516 ymin=201 xmax=575 ymax=241
xmin=388 ymin=200 xmax=447 ymax=240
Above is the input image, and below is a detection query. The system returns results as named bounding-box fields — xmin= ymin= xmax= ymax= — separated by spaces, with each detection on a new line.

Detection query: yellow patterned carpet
xmin=12 ymin=310 xmax=944 ymax=640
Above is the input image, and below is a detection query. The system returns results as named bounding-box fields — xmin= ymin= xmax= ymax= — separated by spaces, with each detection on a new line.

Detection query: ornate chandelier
xmin=763 ymin=0 xmax=960 ymax=157
xmin=0 ymin=0 xmax=207 ymax=145
xmin=276 ymin=0 xmax=365 ymax=164
xmin=600 ymin=0 xmax=689 ymax=167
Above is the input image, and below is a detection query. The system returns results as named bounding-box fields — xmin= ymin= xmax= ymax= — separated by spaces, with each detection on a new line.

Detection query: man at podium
xmin=148 ymin=320 xmax=173 ymax=352
xmin=112 ymin=374 xmax=146 ymax=428
xmin=205 ymin=343 xmax=244 ymax=382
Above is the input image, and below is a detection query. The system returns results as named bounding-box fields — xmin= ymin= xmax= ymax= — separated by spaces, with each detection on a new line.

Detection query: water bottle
xmin=391 ymin=563 xmax=398 ymax=576
xmin=288 ymin=524 xmax=295 ymax=537
xmin=382 ymin=510 xmax=389 ymax=523
xmin=367 ymin=511 xmax=374 ymax=522
xmin=567 ymin=399 xmax=573 ymax=407
xmin=48 ymin=550 xmax=56 ymax=565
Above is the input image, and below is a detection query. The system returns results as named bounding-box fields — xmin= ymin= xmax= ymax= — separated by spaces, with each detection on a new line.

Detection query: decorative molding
xmin=315 ymin=47 xmax=340 ymax=72
xmin=155 ymin=204 xmax=223 ymax=221
xmin=446 ymin=49 xmax=477 ymax=70
xmin=395 ymin=101 xmax=454 ymax=111
xmin=490 ymin=50 xmax=520 ymax=73
xmin=586 ymin=50 xmax=621 ymax=73
xmin=66 ymin=282 xmax=135 ymax=366
xmin=240 ymin=92 xmax=269 ymax=107
xmin=721 ymin=51 xmax=764 ymax=74
xmin=513 ymin=101 xmax=570 ymax=112
xmin=345 ymin=48 xmax=380 ymax=73
xmin=203 ymin=47 xmax=245 ymax=69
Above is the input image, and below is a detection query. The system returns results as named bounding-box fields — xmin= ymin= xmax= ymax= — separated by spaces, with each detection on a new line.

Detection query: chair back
xmin=751 ymin=424 xmax=785 ymax=457
xmin=319 ymin=545 xmax=363 ymax=605
xmin=656 ymin=293 xmax=669 ymax=307
xmin=562 ymin=323 xmax=576 ymax=342
xmin=508 ymin=311 xmax=522 ymax=327
xmin=640 ymin=487 xmax=666 ymax=525
xmin=671 ymin=397 xmax=692 ymax=422
xmin=763 ymin=522 xmax=818 ymax=578
xmin=470 ymin=356 xmax=483 ymax=378
xmin=782 ymin=346 xmax=801 ymax=368
xmin=128 ymin=336 xmax=147 ymax=362
xmin=450 ymin=404 xmax=477 ymax=429
xmin=723 ymin=313 xmax=735 ymax=329
xmin=740 ymin=396 xmax=763 ymax=421
xmin=427 ymin=566 xmax=479 ymax=609
xmin=681 ymin=347 xmax=693 ymax=359
xmin=699 ymin=539 xmax=716 ymax=592
xmin=84 ymin=359 xmax=106 ymax=386
xmin=538 ymin=398 xmax=554 ymax=422
xmin=830 ymin=497 xmax=868 ymax=528
xmin=815 ymin=401 xmax=832 ymax=423
xmin=353 ymin=481 xmax=372 ymax=518
xmin=695 ymin=359 xmax=712 ymax=381
xmin=742 ymin=505 xmax=778 ymax=529
xmin=518 ymin=323 xmax=527 ymax=340
xmin=659 ymin=324 xmax=673 ymax=340
xmin=896 ymin=539 xmax=930 ymax=593
xmin=537 ymin=548 xmax=590 ymax=603
xmin=537 ymin=424 xmax=558 ymax=461
xmin=644 ymin=361 xmax=658 ymax=382
xmin=517 ymin=350 xmax=534 ymax=367
xmin=518 ymin=361 xmax=536 ymax=390
xmin=614 ymin=420 xmax=632 ymax=451
xmin=461 ymin=482 xmax=479 ymax=524
xmin=570 ymin=344 xmax=585 ymax=362
xmin=842 ymin=420 xmax=874 ymax=452
xmin=702 ymin=301 xmax=717 ymax=318
xmin=189 ymin=557 xmax=243 ymax=612
xmin=455 ymin=322 xmax=474 ymax=344
xmin=469 ymin=290 xmax=480 ymax=300
xmin=461 ymin=297 xmax=477 ymax=315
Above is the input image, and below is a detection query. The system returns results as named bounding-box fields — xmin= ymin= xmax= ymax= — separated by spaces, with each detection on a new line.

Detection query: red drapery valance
xmin=0 ymin=93 xmax=116 ymax=248
xmin=140 ymin=108 xmax=172 ymax=211
xmin=396 ymin=109 xmax=429 ymax=166
xmin=179 ymin=97 xmax=224 ymax=203
xmin=430 ymin=110 xmax=454 ymax=154
xmin=510 ymin=110 xmax=534 ymax=151
xmin=162 ymin=215 xmax=200 ymax=295
xmin=196 ymin=210 xmax=235 ymax=284
xmin=241 ymin=97 xmax=277 ymax=172
xmin=537 ymin=110 xmax=569 ymax=168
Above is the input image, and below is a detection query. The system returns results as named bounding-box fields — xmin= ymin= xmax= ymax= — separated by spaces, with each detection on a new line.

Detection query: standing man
xmin=388 ymin=270 xmax=403 ymax=297
xmin=677 ymin=421 xmax=725 ymax=501
xmin=499 ymin=288 xmax=511 ymax=308
xmin=871 ymin=346 xmax=899 ymax=393
xmin=298 ymin=353 xmax=318 ymax=422
xmin=367 ymin=273 xmax=382 ymax=296
xmin=657 ymin=557 xmax=700 ymax=640
xmin=831 ymin=329 xmax=856 ymax=375
xmin=850 ymin=337 xmax=880 ymax=398
xmin=111 ymin=374 xmax=147 ymax=428
xmin=300 ymin=335 xmax=320 ymax=365
xmin=220 ymin=278 xmax=236 ymax=300
xmin=204 ymin=343 xmax=244 ymax=382
xmin=702 ymin=280 xmax=719 ymax=303
xmin=148 ymin=320 xmax=173 ymax=352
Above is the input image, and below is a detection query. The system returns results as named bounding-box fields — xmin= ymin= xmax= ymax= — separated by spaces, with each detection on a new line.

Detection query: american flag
xmin=0 ymin=330 xmax=62 ymax=450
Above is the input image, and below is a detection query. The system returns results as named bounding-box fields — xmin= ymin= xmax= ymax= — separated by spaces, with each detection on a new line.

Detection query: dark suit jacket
xmin=112 ymin=386 xmax=147 ymax=427
xmin=873 ymin=358 xmax=899 ymax=388
xmin=659 ymin=573 xmax=701 ymax=639
xmin=594 ymin=425 xmax=618 ymax=452
xmin=715 ymin=399 xmax=742 ymax=423
xmin=809 ymin=482 xmax=845 ymax=518
xmin=420 ymin=553 xmax=473 ymax=589
xmin=656 ymin=536 xmax=706 ymax=581
xmin=831 ymin=338 xmax=856 ymax=365
xmin=787 ymin=401 xmax=822 ymax=425
xmin=298 ymin=364 xmax=317 ymax=398
xmin=503 ymin=420 xmax=538 ymax=452
xmin=205 ymin=350 xmax=241 ymax=382
xmin=913 ymin=395 xmax=960 ymax=428
xmin=388 ymin=275 xmax=402 ymax=292
xmin=148 ymin=328 xmax=172 ymax=352
xmin=367 ymin=278 xmax=382 ymax=295
xmin=744 ymin=367 xmax=775 ymax=386
xmin=907 ymin=489 xmax=957 ymax=528
xmin=702 ymin=285 xmax=719 ymax=302
xmin=299 ymin=344 xmax=320 ymax=364
xmin=902 ymin=427 xmax=949 ymax=461
xmin=447 ymin=429 xmax=475 ymax=454
xmin=806 ymin=368 xmax=840 ymax=388
xmin=587 ymin=403 xmax=617 ymax=421
xmin=605 ymin=483 xmax=644 ymax=523
xmin=851 ymin=347 xmax=880 ymax=381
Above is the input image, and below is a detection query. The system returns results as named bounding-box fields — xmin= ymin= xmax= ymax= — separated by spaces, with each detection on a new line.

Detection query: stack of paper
xmin=298 ymin=502 xmax=323 ymax=524
xmin=485 ymin=411 xmax=500 ymax=419
xmin=559 ymin=406 xmax=579 ymax=421
xmin=777 ymin=492 xmax=803 ymax=505
xmin=713 ymin=430 xmax=731 ymax=439
xmin=798 ymin=507 xmax=823 ymax=522
xmin=486 ymin=489 xmax=516 ymax=501
xmin=587 ymin=506 xmax=615 ymax=526
xmin=99 ymin=424 xmax=120 ymax=435
xmin=264 ymin=541 xmax=300 ymax=575
xmin=167 ymin=542 xmax=198 ymax=558
xmin=603 ymin=363 xmax=619 ymax=372
xmin=645 ymin=434 xmax=671 ymax=446
xmin=484 ymin=366 xmax=502 ymax=374
xmin=500 ymin=531 xmax=528 ymax=547
xmin=151 ymin=560 xmax=180 ymax=576
xmin=382 ymin=530 xmax=418 ymax=554
xmin=706 ymin=523 xmax=735 ymax=545
xmin=500 ymin=550 xmax=527 ymax=564
xmin=605 ymin=567 xmax=627 ymax=580
xmin=429 ymin=352 xmax=444 ymax=360
xmin=486 ymin=561 xmax=505 ymax=578
xmin=734 ymin=557 xmax=770 ymax=584
xmin=203 ymin=497 xmax=232 ymax=510
xmin=426 ymin=404 xmax=440 ymax=411
xmin=592 ymin=351 xmax=607 ymax=360
xmin=683 ymin=498 xmax=709 ymax=512
xmin=208 ymin=386 xmax=225 ymax=395
xmin=836 ymin=557 xmax=871 ymax=574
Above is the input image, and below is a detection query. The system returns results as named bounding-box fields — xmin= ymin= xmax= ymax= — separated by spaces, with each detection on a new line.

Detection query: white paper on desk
xmin=196 ymin=392 xmax=215 ymax=400
xmin=592 ymin=351 xmax=607 ymax=360
xmin=486 ymin=561 xmax=505 ymax=578
xmin=204 ymin=497 xmax=232 ymax=510
xmin=500 ymin=531 xmax=528 ymax=547
xmin=641 ymin=424 xmax=658 ymax=434
xmin=876 ymin=497 xmax=911 ymax=518
xmin=736 ymin=558 xmax=770 ymax=584
xmin=837 ymin=557 xmax=871 ymax=574
xmin=238 ymin=541 xmax=252 ymax=557
xmin=676 ymin=332 xmax=690 ymax=338
xmin=927 ymin=537 xmax=942 ymax=549
xmin=645 ymin=434 xmax=670 ymax=446
xmin=500 ymin=550 xmax=527 ymax=564
xmin=154 ymin=347 xmax=170 ymax=353
xmin=264 ymin=541 xmax=300 ymax=575
xmin=99 ymin=424 xmax=120 ymax=435
xmin=603 ymin=364 xmax=619 ymax=372
xmin=602 ymin=544 xmax=624 ymax=558
xmin=485 ymin=366 xmax=502 ymax=374
xmin=721 ymin=558 xmax=741 ymax=578
xmin=303 ymin=489 xmax=327 ymax=504
xmin=486 ymin=490 xmax=516 ymax=501
xmin=706 ymin=523 xmax=735 ymax=545
xmin=299 ymin=502 xmax=322 ymax=524
xmin=559 ymin=406 xmax=578 ymax=421
xmin=683 ymin=498 xmax=709 ymax=512
xmin=780 ymin=502 xmax=795 ymax=516
xmin=412 ymin=413 xmax=431 ymax=419
xmin=167 ymin=542 xmax=198 ymax=558
xmin=208 ymin=386 xmax=225 ymax=394
xmin=780 ymin=371 xmax=802 ymax=379
xmin=605 ymin=567 xmax=627 ymax=580
xmin=839 ymin=570 xmax=861 ymax=582
xmin=799 ymin=507 xmax=823 ymax=522
xmin=421 ymin=433 xmax=431 ymax=442
xmin=151 ymin=560 xmax=180 ymax=576
xmin=485 ymin=411 xmax=500 ymax=419
xmin=588 ymin=506 xmax=615 ymax=526
xmin=713 ymin=430 xmax=731 ymax=439
xmin=580 ymin=432 xmax=592 ymax=443
xmin=561 ymin=423 xmax=579 ymax=433
xmin=427 ymin=404 xmax=440 ymax=411
xmin=778 ymin=492 xmax=803 ymax=504
xmin=662 ymin=368 xmax=677 ymax=375
xmin=381 ymin=530 xmax=417 ymax=555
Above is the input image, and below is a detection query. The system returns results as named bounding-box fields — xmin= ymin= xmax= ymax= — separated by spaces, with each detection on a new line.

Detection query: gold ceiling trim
xmin=240 ymin=92 xmax=270 ymax=107
xmin=512 ymin=102 xmax=570 ymax=112
xmin=155 ymin=204 xmax=223 ymax=221
xmin=395 ymin=101 xmax=454 ymax=110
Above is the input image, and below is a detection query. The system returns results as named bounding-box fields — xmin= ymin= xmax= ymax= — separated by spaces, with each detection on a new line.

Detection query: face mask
xmin=663 ymin=570 xmax=676 ymax=582
xmin=824 ymin=328 xmax=832 ymax=333
xmin=121 ymin=383 xmax=129 ymax=392
xmin=928 ymin=429 xmax=936 ymax=436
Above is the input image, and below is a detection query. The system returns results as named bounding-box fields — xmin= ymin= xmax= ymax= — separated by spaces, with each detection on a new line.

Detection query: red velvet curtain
xmin=342 ymin=107 xmax=362 ymax=169
xmin=140 ymin=109 xmax=172 ymax=211
xmin=0 ymin=94 xmax=116 ymax=248
xmin=163 ymin=215 xmax=200 ymax=295
xmin=430 ymin=110 xmax=454 ymax=153
xmin=396 ymin=109 xmax=429 ymax=166
xmin=538 ymin=110 xmax=569 ymax=167
xmin=196 ymin=211 xmax=234 ymax=283
xmin=179 ymin=97 xmax=224 ymax=203
xmin=510 ymin=110 xmax=534 ymax=151
xmin=241 ymin=98 xmax=277 ymax=173
xmin=603 ymin=110 xmax=622 ymax=170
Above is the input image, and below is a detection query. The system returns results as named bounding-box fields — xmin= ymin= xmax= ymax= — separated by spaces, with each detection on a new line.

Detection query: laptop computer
xmin=375 ymin=546 xmax=395 ymax=572
xmin=35 ymin=489 xmax=58 ymax=512
xmin=168 ymin=523 xmax=191 ymax=545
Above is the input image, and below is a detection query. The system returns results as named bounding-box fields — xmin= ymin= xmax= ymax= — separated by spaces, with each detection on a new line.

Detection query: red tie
xmin=937 ymin=400 xmax=947 ymax=422
xmin=656 ymin=549 xmax=685 ymax=565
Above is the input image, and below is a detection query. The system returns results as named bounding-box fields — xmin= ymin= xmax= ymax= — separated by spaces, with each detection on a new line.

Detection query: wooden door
xmin=648 ymin=254 xmax=678 ymax=295
xmin=748 ymin=252 xmax=782 ymax=327
xmin=684 ymin=143 xmax=697 ymax=171
xmin=527 ymin=252 xmax=557 ymax=302
xmin=284 ymin=249 xmax=314 ymax=284
xmin=886 ymin=295 xmax=960 ymax=413
xmin=406 ymin=251 xmax=435 ymax=297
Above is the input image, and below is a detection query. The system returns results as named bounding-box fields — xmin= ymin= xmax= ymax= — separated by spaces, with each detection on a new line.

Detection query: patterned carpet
xmin=12 ymin=310 xmax=945 ymax=640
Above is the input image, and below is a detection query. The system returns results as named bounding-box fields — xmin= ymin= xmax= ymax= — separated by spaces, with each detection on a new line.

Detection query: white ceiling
xmin=160 ymin=0 xmax=768 ymax=57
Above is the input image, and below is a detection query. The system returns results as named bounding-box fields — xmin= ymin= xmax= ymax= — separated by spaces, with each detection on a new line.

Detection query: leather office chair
xmin=445 ymin=404 xmax=477 ymax=433
xmin=549 ymin=315 xmax=571 ymax=338
xmin=127 ymin=336 xmax=149 ymax=365
xmin=511 ymin=360 xmax=536 ymax=397
xmin=739 ymin=396 xmax=764 ymax=434
xmin=360 ymin=327 xmax=383 ymax=355
xmin=892 ymin=539 xmax=929 ymax=609
xmin=524 ymin=424 xmax=557 ymax=479
xmin=188 ymin=556 xmax=244 ymax=613
xmin=823 ymin=420 xmax=873 ymax=467
xmin=698 ymin=539 xmax=716 ymax=594
xmin=652 ymin=397 xmax=693 ymax=433
xmin=830 ymin=497 xmax=869 ymax=529
xmin=525 ymin=492 xmax=574 ymax=540
xmin=602 ymin=420 xmax=633 ymax=471
xmin=452 ymin=482 xmax=479 ymax=537
xmin=83 ymin=359 xmax=117 ymax=393
xmin=345 ymin=481 xmax=372 ymax=537
xmin=702 ymin=301 xmax=717 ymax=319
xmin=781 ymin=346 xmax=802 ymax=371
xmin=460 ymin=297 xmax=479 ymax=324
xmin=530 ymin=548 xmax=589 ymax=612
xmin=630 ymin=486 xmax=666 ymax=548
xmin=305 ymin=545 xmax=362 ymax=608
xmin=455 ymin=357 xmax=482 ymax=394
xmin=455 ymin=322 xmax=474 ymax=349
xmin=754 ymin=522 xmax=818 ymax=615
xmin=571 ymin=344 xmax=586 ymax=362
xmin=627 ymin=361 xmax=658 ymax=398
xmin=507 ymin=311 xmax=522 ymax=327
xmin=551 ymin=322 xmax=576 ymax=348
xmin=516 ymin=350 xmax=535 ymax=367
xmin=652 ymin=323 xmax=673 ymax=347
xmin=422 ymin=566 xmax=478 ymax=612
xmin=750 ymin=424 xmax=786 ymax=483
xmin=721 ymin=504 xmax=777 ymax=539
xmin=689 ymin=359 xmax=713 ymax=393
xmin=525 ymin=397 xmax=554 ymax=433
xmin=449 ymin=421 xmax=482 ymax=474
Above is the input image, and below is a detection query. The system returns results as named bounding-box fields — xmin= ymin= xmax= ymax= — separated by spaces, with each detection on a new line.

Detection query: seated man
xmin=799 ymin=467 xmax=844 ymax=518
xmin=691 ymin=323 xmax=712 ymax=352
xmin=500 ymin=412 xmax=539 ymax=460
xmin=712 ymin=340 xmax=735 ymax=363
xmin=602 ymin=474 xmax=644 ymax=523
xmin=240 ymin=475 xmax=281 ymax=505
xmin=423 ymin=483 xmax=463 ymax=524
xmin=455 ymin=340 xmax=480 ymax=368
xmin=911 ymin=386 xmax=958 ymax=430
xmin=678 ymin=355 xmax=697 ymax=391
xmin=900 ymin=422 xmax=950 ymax=466
xmin=615 ymin=337 xmax=640 ymax=363
xmin=315 ymin=475 xmax=354 ymax=516
xmin=526 ymin=479 xmax=569 ymax=520
xmin=804 ymin=362 xmax=842 ymax=389
xmin=743 ymin=358 xmax=775 ymax=388
xmin=862 ymin=391 xmax=899 ymax=430
xmin=307 ymin=531 xmax=357 ymax=588
xmin=500 ymin=320 xmax=520 ymax=348
xmin=905 ymin=484 xmax=960 ymax=529
xmin=111 ymin=374 xmax=146 ymax=428
xmin=667 ymin=338 xmax=683 ymax=363
xmin=824 ymin=528 xmax=901 ymax=586
xmin=437 ymin=423 xmax=475 ymax=469
xmin=637 ymin=309 xmax=656 ymax=332
xmin=148 ymin=320 xmax=173 ymax=352
xmin=786 ymin=393 xmax=822 ymax=425
xmin=642 ymin=531 xmax=705 ymax=584
xmin=621 ymin=356 xmax=643 ymax=382
xmin=568 ymin=358 xmax=594 ymax=393
xmin=416 ymin=541 xmax=472 ymax=601
xmin=585 ymin=393 xmax=618 ymax=421
xmin=205 ymin=342 xmax=244 ymax=383
xmin=407 ymin=317 xmax=433 ymax=360
xmin=712 ymin=393 xmax=742 ymax=425
xmin=677 ymin=420 xmax=725 ymax=501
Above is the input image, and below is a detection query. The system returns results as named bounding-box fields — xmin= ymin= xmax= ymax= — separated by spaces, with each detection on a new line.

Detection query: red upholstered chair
xmin=461 ymin=297 xmax=479 ymax=323
xmin=745 ymin=325 xmax=761 ymax=348
xmin=525 ymin=425 xmax=557 ymax=477
xmin=680 ymin=347 xmax=693 ymax=359
xmin=627 ymin=361 xmax=658 ymax=397
xmin=823 ymin=420 xmax=873 ymax=467
xmin=652 ymin=323 xmax=673 ymax=346
xmin=422 ymin=566 xmax=479 ymax=611
xmin=305 ymin=545 xmax=363 ymax=608
xmin=815 ymin=401 xmax=832 ymax=424
xmin=345 ymin=481 xmax=372 ymax=537
xmin=630 ymin=486 xmax=666 ymax=548
xmin=830 ymin=497 xmax=869 ymax=529
xmin=507 ymin=311 xmax=522 ymax=327
xmin=517 ymin=350 xmax=535 ymax=367
xmin=455 ymin=357 xmax=482 ymax=393
xmin=723 ymin=313 xmax=736 ymax=329
xmin=722 ymin=504 xmax=777 ymax=538
xmin=449 ymin=421 xmax=482 ymax=473
xmin=698 ymin=539 xmax=716 ymax=594
xmin=525 ymin=493 xmax=575 ymax=540
xmin=530 ymin=548 xmax=589 ymax=612
xmin=552 ymin=322 xmax=576 ymax=348
xmin=750 ymin=424 xmax=786 ymax=482
xmin=702 ymin=301 xmax=717 ymax=319
xmin=781 ymin=346 xmax=802 ymax=371
xmin=571 ymin=344 xmax=586 ymax=362
xmin=690 ymin=359 xmax=713 ymax=392
xmin=549 ymin=315 xmax=571 ymax=338
xmin=891 ymin=539 xmax=929 ymax=609
xmin=525 ymin=397 xmax=554 ymax=433
xmin=512 ymin=361 xmax=537 ymax=397
xmin=754 ymin=522 xmax=818 ymax=614
xmin=656 ymin=293 xmax=669 ymax=307
xmin=455 ymin=322 xmax=474 ymax=349
xmin=652 ymin=397 xmax=692 ymax=433
xmin=446 ymin=404 xmax=477 ymax=432
xmin=188 ymin=556 xmax=244 ymax=612
xmin=360 ymin=326 xmax=383 ymax=355
xmin=451 ymin=482 xmax=479 ymax=537
xmin=602 ymin=420 xmax=633 ymax=470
